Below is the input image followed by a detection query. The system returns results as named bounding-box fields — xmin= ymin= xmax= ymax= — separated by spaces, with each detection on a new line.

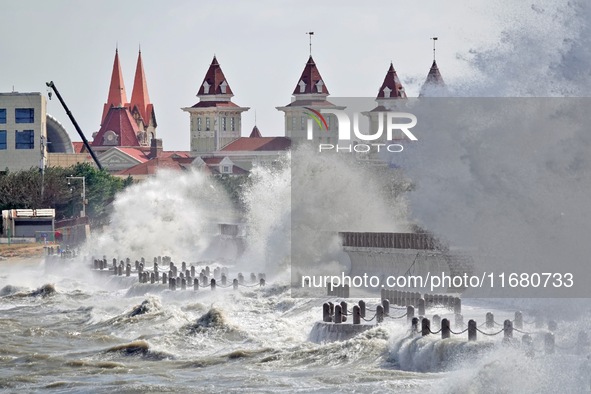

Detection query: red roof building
xmin=419 ymin=60 xmax=447 ymax=97
xmin=129 ymin=50 xmax=157 ymax=141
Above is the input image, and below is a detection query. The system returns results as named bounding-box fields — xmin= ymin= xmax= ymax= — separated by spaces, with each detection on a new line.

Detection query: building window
xmin=197 ymin=117 xmax=202 ymax=131
xmin=230 ymin=117 xmax=235 ymax=131
xmin=291 ymin=116 xmax=296 ymax=130
xmin=301 ymin=116 xmax=306 ymax=130
xmin=0 ymin=109 xmax=6 ymax=124
xmin=326 ymin=114 xmax=331 ymax=129
xmin=222 ymin=116 xmax=227 ymax=131
xmin=222 ymin=165 xmax=231 ymax=173
xmin=0 ymin=130 xmax=6 ymax=149
xmin=15 ymin=130 xmax=34 ymax=149
xmin=15 ymin=108 xmax=34 ymax=123
xmin=205 ymin=117 xmax=210 ymax=131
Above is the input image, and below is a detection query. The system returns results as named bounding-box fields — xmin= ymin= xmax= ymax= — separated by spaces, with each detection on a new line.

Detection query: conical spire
xmin=197 ymin=56 xmax=233 ymax=96
xmin=376 ymin=62 xmax=406 ymax=99
xmin=419 ymin=60 xmax=447 ymax=97
xmin=249 ymin=125 xmax=262 ymax=138
xmin=130 ymin=49 xmax=152 ymax=124
xmin=293 ymin=55 xmax=329 ymax=95
xmin=102 ymin=49 xmax=128 ymax=124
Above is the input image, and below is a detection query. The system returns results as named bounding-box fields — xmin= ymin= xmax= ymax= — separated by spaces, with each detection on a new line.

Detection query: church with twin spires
xmin=86 ymin=46 xmax=446 ymax=177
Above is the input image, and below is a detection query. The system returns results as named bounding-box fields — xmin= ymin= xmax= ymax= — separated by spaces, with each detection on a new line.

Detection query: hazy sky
xmin=0 ymin=1 xmax=558 ymax=151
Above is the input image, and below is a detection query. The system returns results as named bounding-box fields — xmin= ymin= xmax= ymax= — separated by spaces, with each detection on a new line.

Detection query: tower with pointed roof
xmin=182 ymin=56 xmax=249 ymax=154
xmin=129 ymin=50 xmax=157 ymax=145
xmin=276 ymin=55 xmax=343 ymax=144
xmin=419 ymin=60 xmax=447 ymax=97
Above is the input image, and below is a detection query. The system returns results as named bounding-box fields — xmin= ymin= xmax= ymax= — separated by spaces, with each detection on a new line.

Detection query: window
xmin=301 ymin=116 xmax=306 ymax=130
xmin=230 ymin=117 xmax=235 ymax=131
xmin=0 ymin=130 xmax=6 ymax=149
xmin=15 ymin=108 xmax=34 ymax=123
xmin=205 ymin=117 xmax=210 ymax=131
xmin=222 ymin=165 xmax=230 ymax=173
xmin=0 ymin=109 xmax=6 ymax=124
xmin=15 ymin=130 xmax=34 ymax=149
xmin=291 ymin=116 xmax=296 ymax=130
xmin=197 ymin=117 xmax=202 ymax=131
xmin=326 ymin=114 xmax=331 ymax=129
xmin=222 ymin=117 xmax=227 ymax=131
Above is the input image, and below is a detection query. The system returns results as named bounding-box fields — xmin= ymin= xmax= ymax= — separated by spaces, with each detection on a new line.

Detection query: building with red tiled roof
xmin=116 ymin=156 xmax=195 ymax=181
xmin=419 ymin=60 xmax=447 ymax=97
xmin=276 ymin=55 xmax=344 ymax=145
xmin=182 ymin=56 xmax=249 ymax=154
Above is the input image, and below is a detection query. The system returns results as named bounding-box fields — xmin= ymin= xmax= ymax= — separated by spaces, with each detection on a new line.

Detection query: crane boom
xmin=45 ymin=81 xmax=103 ymax=170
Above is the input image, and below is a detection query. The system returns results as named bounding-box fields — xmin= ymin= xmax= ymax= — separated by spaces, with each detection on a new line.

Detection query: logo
xmin=305 ymin=109 xmax=418 ymax=153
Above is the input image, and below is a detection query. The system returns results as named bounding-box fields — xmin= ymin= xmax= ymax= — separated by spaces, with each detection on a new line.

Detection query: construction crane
xmin=45 ymin=81 xmax=103 ymax=170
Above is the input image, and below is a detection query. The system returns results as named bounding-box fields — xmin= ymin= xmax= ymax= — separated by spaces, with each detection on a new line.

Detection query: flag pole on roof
xmin=431 ymin=37 xmax=438 ymax=62
xmin=306 ymin=31 xmax=314 ymax=56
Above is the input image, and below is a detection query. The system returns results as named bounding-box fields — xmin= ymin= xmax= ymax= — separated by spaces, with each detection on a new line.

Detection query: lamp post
xmin=66 ymin=176 xmax=86 ymax=218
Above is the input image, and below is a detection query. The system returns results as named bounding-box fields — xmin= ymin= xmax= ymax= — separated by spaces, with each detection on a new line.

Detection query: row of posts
xmin=381 ymin=289 xmax=461 ymax=313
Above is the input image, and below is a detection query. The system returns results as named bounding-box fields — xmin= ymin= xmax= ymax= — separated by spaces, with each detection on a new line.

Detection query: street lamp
xmin=66 ymin=176 xmax=86 ymax=218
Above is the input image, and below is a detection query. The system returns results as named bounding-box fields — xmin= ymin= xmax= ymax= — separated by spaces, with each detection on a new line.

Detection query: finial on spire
xmin=139 ymin=43 xmax=141 ymax=53
xmin=431 ymin=37 xmax=438 ymax=62
xmin=254 ymin=109 xmax=257 ymax=125
xmin=306 ymin=32 xmax=314 ymax=56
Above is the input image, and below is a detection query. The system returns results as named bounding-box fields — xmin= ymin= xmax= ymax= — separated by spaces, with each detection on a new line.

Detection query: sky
xmin=0 ymin=0 xmax=579 ymax=151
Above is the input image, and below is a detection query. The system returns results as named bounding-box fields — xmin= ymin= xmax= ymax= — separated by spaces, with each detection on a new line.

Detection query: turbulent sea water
xmin=1 ymin=258 xmax=591 ymax=393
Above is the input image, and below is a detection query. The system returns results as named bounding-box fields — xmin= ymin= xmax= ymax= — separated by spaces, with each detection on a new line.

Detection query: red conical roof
xmin=92 ymin=107 xmax=140 ymax=147
xmin=102 ymin=49 xmax=128 ymax=124
xmin=293 ymin=56 xmax=329 ymax=95
xmin=130 ymin=50 xmax=153 ymax=125
xmin=249 ymin=125 xmax=262 ymax=138
xmin=419 ymin=60 xmax=447 ymax=97
xmin=376 ymin=63 xmax=406 ymax=99
xmin=197 ymin=56 xmax=233 ymax=96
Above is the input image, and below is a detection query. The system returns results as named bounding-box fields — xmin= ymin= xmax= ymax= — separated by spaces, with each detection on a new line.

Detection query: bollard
xmin=454 ymin=298 xmax=462 ymax=315
xmin=468 ymin=319 xmax=477 ymax=341
xmin=334 ymin=305 xmax=342 ymax=324
xmin=455 ymin=314 xmax=464 ymax=329
xmin=150 ymin=272 xmax=155 ymax=284
xmin=162 ymin=272 xmax=167 ymax=285
xmin=486 ymin=312 xmax=494 ymax=328
xmin=135 ymin=260 xmax=139 ymax=270
xmin=186 ymin=270 xmax=191 ymax=281
xmin=545 ymin=332 xmax=555 ymax=355
xmin=522 ymin=334 xmax=534 ymax=357
xmin=181 ymin=261 xmax=186 ymax=272
xmin=191 ymin=265 xmax=195 ymax=278
xmin=359 ymin=300 xmax=366 ymax=318
xmin=353 ymin=305 xmax=361 ymax=324
xmin=323 ymin=303 xmax=331 ymax=322
xmin=407 ymin=305 xmax=415 ymax=323
xmin=382 ymin=299 xmax=390 ymax=316
xmin=504 ymin=319 xmax=513 ymax=339
xmin=260 ymin=278 xmax=265 ymax=287
xmin=211 ymin=278 xmax=216 ymax=291
xmin=221 ymin=274 xmax=227 ymax=286
xmin=376 ymin=305 xmax=384 ymax=324
xmin=432 ymin=314 xmax=441 ymax=329
xmin=514 ymin=311 xmax=523 ymax=329
xmin=548 ymin=320 xmax=558 ymax=332
xmin=233 ymin=278 xmax=238 ymax=290
xmin=418 ymin=298 xmax=425 ymax=316
xmin=441 ymin=318 xmax=451 ymax=339
xmin=328 ymin=302 xmax=334 ymax=317
xmin=251 ymin=273 xmax=257 ymax=283
xmin=171 ymin=277 xmax=177 ymax=291
xmin=194 ymin=278 xmax=199 ymax=291
xmin=118 ymin=265 xmax=123 ymax=276
xmin=154 ymin=263 xmax=158 ymax=274
xmin=126 ymin=264 xmax=131 ymax=277
xmin=421 ymin=318 xmax=431 ymax=336
xmin=411 ymin=317 xmax=419 ymax=333
xmin=238 ymin=273 xmax=244 ymax=285
xmin=205 ymin=266 xmax=210 ymax=276
xmin=340 ymin=301 xmax=348 ymax=317
xmin=181 ymin=278 xmax=186 ymax=290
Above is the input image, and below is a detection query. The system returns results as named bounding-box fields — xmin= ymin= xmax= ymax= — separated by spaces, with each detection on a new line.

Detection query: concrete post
xmin=126 ymin=264 xmax=131 ymax=277
xmin=221 ymin=275 xmax=227 ymax=286
xmin=545 ymin=332 xmax=555 ymax=354
xmin=238 ymin=273 xmax=244 ymax=285
xmin=432 ymin=314 xmax=441 ymax=329
xmin=328 ymin=302 xmax=334 ymax=317
xmin=251 ymin=273 xmax=257 ymax=283
xmin=334 ymin=305 xmax=342 ymax=324
xmin=422 ymin=318 xmax=431 ymax=336
xmin=486 ymin=312 xmax=494 ymax=328
xmin=118 ymin=265 xmax=123 ymax=276
xmin=382 ymin=299 xmax=390 ymax=316
xmin=205 ymin=266 xmax=210 ymax=276
xmin=210 ymin=278 xmax=216 ymax=290
xmin=186 ymin=270 xmax=191 ymax=281
xmin=412 ymin=317 xmax=419 ymax=333
xmin=323 ymin=303 xmax=331 ymax=322
xmin=514 ymin=311 xmax=523 ymax=329
xmin=233 ymin=278 xmax=238 ymax=290
xmin=441 ymin=318 xmax=451 ymax=339
xmin=260 ymin=278 xmax=265 ymax=287
xmin=194 ymin=278 xmax=199 ymax=291
xmin=181 ymin=278 xmax=186 ymax=290
xmin=171 ymin=277 xmax=176 ymax=291
xmin=418 ymin=298 xmax=425 ymax=316
xmin=162 ymin=272 xmax=167 ymax=285
xmin=340 ymin=301 xmax=348 ymax=317
xmin=407 ymin=305 xmax=415 ymax=323
xmin=468 ymin=319 xmax=477 ymax=341
xmin=191 ymin=265 xmax=195 ymax=278
xmin=358 ymin=300 xmax=366 ymax=318
xmin=181 ymin=261 xmax=186 ymax=273
xmin=454 ymin=298 xmax=462 ymax=315
xmin=150 ymin=272 xmax=155 ymax=284
xmin=504 ymin=319 xmax=513 ymax=339
xmin=353 ymin=305 xmax=361 ymax=324
xmin=376 ymin=305 xmax=384 ymax=324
